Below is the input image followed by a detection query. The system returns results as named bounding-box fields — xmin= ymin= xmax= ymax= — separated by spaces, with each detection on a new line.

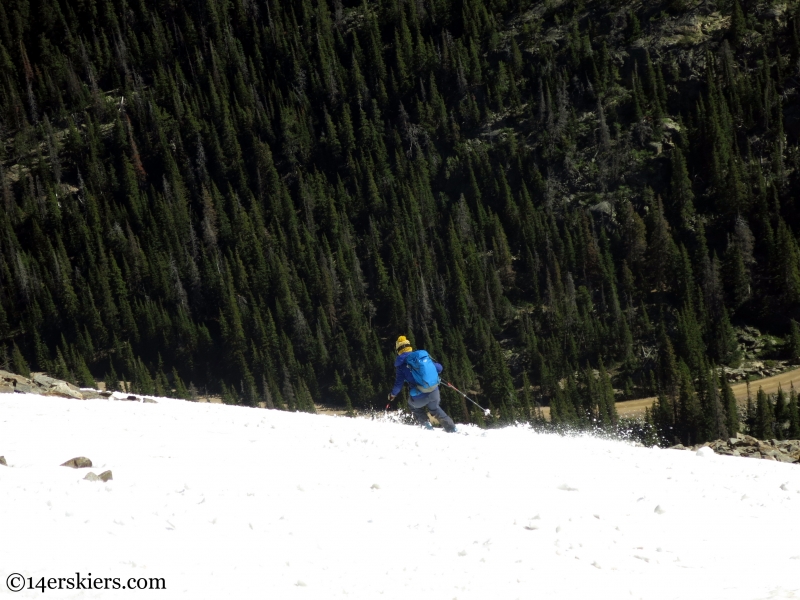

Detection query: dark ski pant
xmin=408 ymin=387 xmax=456 ymax=432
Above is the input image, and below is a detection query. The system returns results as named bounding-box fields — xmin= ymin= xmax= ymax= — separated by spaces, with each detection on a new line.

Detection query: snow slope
xmin=1 ymin=394 xmax=799 ymax=600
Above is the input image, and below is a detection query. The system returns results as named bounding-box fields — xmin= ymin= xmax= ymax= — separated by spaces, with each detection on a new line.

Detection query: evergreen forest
xmin=2 ymin=0 xmax=800 ymax=445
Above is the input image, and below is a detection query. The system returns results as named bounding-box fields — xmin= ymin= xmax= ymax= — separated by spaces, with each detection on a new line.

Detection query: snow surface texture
xmin=1 ymin=394 xmax=799 ymax=599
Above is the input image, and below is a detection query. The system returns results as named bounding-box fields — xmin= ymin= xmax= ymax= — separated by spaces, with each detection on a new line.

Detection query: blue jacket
xmin=391 ymin=351 xmax=443 ymax=397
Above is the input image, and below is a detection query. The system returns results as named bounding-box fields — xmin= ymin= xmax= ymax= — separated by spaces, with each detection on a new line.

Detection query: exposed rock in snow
xmin=674 ymin=434 xmax=800 ymax=464
xmin=82 ymin=470 xmax=113 ymax=482
xmin=0 ymin=369 xmax=84 ymax=399
xmin=60 ymin=456 xmax=92 ymax=468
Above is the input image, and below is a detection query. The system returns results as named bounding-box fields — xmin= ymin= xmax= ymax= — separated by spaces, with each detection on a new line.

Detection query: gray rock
xmin=143 ymin=398 xmax=158 ymax=404
xmin=61 ymin=457 xmax=92 ymax=468
xmin=99 ymin=470 xmax=113 ymax=482
xmin=0 ymin=456 xmax=6 ymax=466
xmin=1 ymin=371 xmax=47 ymax=396
xmin=33 ymin=374 xmax=59 ymax=387
xmin=100 ymin=391 xmax=113 ymax=398
xmin=0 ymin=384 xmax=13 ymax=394
xmin=83 ymin=472 xmax=101 ymax=482
xmin=0 ymin=370 xmax=29 ymax=384
xmin=125 ymin=395 xmax=140 ymax=401
xmin=43 ymin=381 xmax=83 ymax=400
xmin=684 ymin=436 xmax=800 ymax=466
xmin=14 ymin=382 xmax=37 ymax=394
xmin=588 ymin=201 xmax=613 ymax=216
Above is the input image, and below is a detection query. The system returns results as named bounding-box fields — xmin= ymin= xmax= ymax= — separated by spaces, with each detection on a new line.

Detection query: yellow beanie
xmin=395 ymin=336 xmax=412 ymax=354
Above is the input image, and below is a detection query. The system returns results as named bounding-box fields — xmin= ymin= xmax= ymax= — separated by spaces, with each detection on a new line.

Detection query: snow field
xmin=1 ymin=393 xmax=799 ymax=599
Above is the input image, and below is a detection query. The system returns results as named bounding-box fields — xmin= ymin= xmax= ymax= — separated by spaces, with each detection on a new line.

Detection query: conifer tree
xmin=669 ymin=147 xmax=695 ymax=229
xmin=720 ymin=371 xmax=739 ymax=436
xmin=787 ymin=386 xmax=800 ymax=439
xmin=172 ymin=368 xmax=190 ymax=400
xmin=105 ymin=361 xmax=119 ymax=393
xmin=11 ymin=343 xmax=30 ymax=378
xmin=753 ymin=388 xmax=775 ymax=440
xmin=729 ymin=0 xmax=747 ymax=48
xmin=788 ymin=320 xmax=800 ymax=361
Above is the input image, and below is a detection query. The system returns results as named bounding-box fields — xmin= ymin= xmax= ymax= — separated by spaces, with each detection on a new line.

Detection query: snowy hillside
xmin=1 ymin=394 xmax=799 ymax=600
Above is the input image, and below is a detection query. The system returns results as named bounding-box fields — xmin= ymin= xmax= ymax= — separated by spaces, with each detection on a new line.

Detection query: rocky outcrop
xmin=0 ymin=370 xmax=124 ymax=400
xmin=0 ymin=370 xmax=84 ymax=399
xmin=672 ymin=433 xmax=800 ymax=464
xmin=0 ymin=456 xmax=6 ymax=466
xmin=37 ymin=375 xmax=84 ymax=399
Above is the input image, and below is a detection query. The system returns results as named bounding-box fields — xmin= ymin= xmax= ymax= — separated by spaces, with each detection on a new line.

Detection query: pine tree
xmin=723 ymin=239 xmax=750 ymax=311
xmin=788 ymin=320 xmax=800 ymax=361
xmin=669 ymin=147 xmax=695 ymax=229
xmin=105 ymin=360 xmax=119 ymax=393
xmin=729 ymin=0 xmax=747 ymax=48
xmin=753 ymin=388 xmax=775 ymax=440
xmin=720 ymin=371 xmax=739 ymax=436
xmin=787 ymin=386 xmax=800 ymax=439
xmin=11 ymin=343 xmax=31 ymax=378
xmin=678 ymin=361 xmax=703 ymax=445
xmin=172 ymin=367 xmax=190 ymax=400
xmin=775 ymin=386 xmax=787 ymax=440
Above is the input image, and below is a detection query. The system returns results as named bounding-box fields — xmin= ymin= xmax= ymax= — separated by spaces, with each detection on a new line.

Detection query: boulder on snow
xmin=99 ymin=470 xmax=113 ymax=481
xmin=42 ymin=381 xmax=83 ymax=400
xmin=124 ymin=395 xmax=140 ymax=401
xmin=143 ymin=398 xmax=158 ymax=404
xmin=84 ymin=472 xmax=101 ymax=482
xmin=33 ymin=374 xmax=60 ymax=387
xmin=0 ymin=456 xmax=7 ymax=466
xmin=33 ymin=374 xmax=84 ymax=399
xmin=13 ymin=382 xmax=37 ymax=394
xmin=0 ymin=384 xmax=13 ymax=394
xmin=61 ymin=457 xmax=92 ymax=468
xmin=0 ymin=370 xmax=30 ymax=385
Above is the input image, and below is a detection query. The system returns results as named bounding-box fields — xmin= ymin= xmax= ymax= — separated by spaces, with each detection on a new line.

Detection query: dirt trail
xmin=539 ymin=366 xmax=800 ymax=421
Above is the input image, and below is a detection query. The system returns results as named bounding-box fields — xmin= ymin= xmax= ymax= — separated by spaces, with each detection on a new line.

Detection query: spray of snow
xmin=1 ymin=393 xmax=799 ymax=599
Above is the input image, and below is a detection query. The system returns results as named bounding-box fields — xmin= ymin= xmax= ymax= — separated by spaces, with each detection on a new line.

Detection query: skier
xmin=388 ymin=336 xmax=457 ymax=432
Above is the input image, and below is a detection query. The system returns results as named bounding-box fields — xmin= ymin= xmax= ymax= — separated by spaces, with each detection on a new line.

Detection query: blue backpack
xmin=405 ymin=350 xmax=439 ymax=394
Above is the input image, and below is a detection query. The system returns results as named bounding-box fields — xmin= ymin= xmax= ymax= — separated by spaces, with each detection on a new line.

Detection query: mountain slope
xmin=1 ymin=0 xmax=800 ymax=445
xmin=1 ymin=394 xmax=799 ymax=599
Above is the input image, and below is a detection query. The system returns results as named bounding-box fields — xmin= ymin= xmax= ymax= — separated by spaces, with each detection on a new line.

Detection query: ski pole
xmin=443 ymin=381 xmax=491 ymax=416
